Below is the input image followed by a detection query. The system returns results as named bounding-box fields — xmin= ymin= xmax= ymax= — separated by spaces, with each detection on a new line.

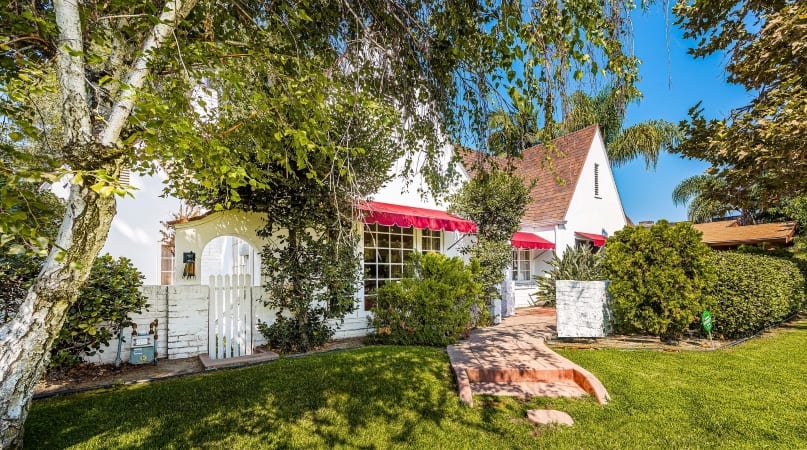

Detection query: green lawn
xmin=27 ymin=320 xmax=807 ymax=449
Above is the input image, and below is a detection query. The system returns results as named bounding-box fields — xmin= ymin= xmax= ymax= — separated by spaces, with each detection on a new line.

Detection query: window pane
xmin=402 ymin=233 xmax=414 ymax=248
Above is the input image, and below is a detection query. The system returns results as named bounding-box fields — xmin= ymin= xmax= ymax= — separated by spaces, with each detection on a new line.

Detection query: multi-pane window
xmin=363 ymin=224 xmax=442 ymax=310
xmin=512 ymin=249 xmax=531 ymax=281
xmin=421 ymin=228 xmax=442 ymax=252
xmin=160 ymin=244 xmax=174 ymax=285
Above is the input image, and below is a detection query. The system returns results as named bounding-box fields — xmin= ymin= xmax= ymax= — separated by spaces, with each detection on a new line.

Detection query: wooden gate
xmin=208 ymin=274 xmax=253 ymax=359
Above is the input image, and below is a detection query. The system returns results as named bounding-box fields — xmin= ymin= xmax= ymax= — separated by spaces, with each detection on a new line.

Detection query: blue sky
xmin=612 ymin=6 xmax=752 ymax=223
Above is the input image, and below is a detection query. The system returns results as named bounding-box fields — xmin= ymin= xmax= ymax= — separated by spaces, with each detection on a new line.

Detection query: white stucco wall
xmin=173 ymin=210 xmax=268 ymax=286
xmin=50 ymin=171 xmax=184 ymax=285
xmin=556 ymin=280 xmax=612 ymax=338
xmin=560 ymin=128 xmax=628 ymax=250
xmin=83 ymin=284 xmax=371 ymax=364
xmin=372 ymin=144 xmax=466 ymax=210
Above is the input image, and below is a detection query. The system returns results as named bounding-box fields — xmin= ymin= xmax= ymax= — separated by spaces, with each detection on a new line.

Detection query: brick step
xmin=466 ymin=367 xmax=575 ymax=383
xmin=471 ymin=380 xmax=588 ymax=399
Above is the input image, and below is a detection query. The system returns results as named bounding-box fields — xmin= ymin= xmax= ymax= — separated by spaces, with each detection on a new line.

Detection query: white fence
xmin=82 ymin=284 xmax=370 ymax=365
xmin=208 ymin=274 xmax=253 ymax=359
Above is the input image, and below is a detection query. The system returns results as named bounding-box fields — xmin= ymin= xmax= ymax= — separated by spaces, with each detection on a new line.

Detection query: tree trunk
xmin=0 ymin=182 xmax=117 ymax=449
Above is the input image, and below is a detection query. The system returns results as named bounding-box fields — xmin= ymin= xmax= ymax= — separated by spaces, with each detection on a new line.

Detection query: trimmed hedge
xmin=604 ymin=221 xmax=716 ymax=340
xmin=369 ymin=252 xmax=484 ymax=346
xmin=709 ymin=251 xmax=806 ymax=339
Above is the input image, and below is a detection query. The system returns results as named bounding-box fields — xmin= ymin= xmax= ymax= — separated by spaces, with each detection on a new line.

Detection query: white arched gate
xmin=208 ymin=274 xmax=254 ymax=359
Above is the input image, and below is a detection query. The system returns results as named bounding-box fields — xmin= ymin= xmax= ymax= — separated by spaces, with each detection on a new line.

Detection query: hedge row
xmin=709 ymin=251 xmax=806 ymax=339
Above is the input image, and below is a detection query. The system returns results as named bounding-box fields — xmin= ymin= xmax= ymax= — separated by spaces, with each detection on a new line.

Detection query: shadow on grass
xmin=26 ymin=346 xmax=506 ymax=449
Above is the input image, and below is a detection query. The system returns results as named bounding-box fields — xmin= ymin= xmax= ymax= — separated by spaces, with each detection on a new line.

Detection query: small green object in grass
xmin=702 ymin=310 xmax=713 ymax=333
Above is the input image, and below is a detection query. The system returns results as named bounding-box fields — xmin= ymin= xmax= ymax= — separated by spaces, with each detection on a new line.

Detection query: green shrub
xmin=534 ymin=244 xmax=605 ymax=306
xmin=257 ymin=313 xmax=332 ymax=354
xmin=709 ymin=251 xmax=806 ymax=339
xmin=50 ymin=254 xmax=148 ymax=370
xmin=604 ymin=221 xmax=716 ymax=340
xmin=369 ymin=252 xmax=484 ymax=346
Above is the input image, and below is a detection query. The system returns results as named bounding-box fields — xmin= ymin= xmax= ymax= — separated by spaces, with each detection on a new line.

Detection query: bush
xmin=50 ymin=254 xmax=148 ymax=370
xmin=257 ymin=313 xmax=333 ymax=354
xmin=534 ymin=244 xmax=605 ymax=306
xmin=604 ymin=221 xmax=716 ymax=340
xmin=709 ymin=251 xmax=806 ymax=339
xmin=369 ymin=252 xmax=484 ymax=346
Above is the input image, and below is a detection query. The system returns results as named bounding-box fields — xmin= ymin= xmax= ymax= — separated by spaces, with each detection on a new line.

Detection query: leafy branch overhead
xmin=1 ymin=0 xmax=658 ymax=446
xmin=673 ymin=1 xmax=807 ymax=207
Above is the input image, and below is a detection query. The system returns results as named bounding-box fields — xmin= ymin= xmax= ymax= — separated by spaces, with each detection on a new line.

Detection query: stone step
xmin=471 ymin=379 xmax=588 ymax=399
xmin=466 ymin=367 xmax=575 ymax=383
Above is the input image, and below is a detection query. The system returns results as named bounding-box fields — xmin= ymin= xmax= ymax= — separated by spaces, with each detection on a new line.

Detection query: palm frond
xmin=608 ymin=120 xmax=681 ymax=168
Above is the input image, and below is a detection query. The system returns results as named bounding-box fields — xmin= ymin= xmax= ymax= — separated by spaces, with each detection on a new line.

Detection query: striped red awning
xmin=576 ymin=232 xmax=606 ymax=247
xmin=359 ymin=201 xmax=477 ymax=233
xmin=511 ymin=231 xmax=555 ymax=249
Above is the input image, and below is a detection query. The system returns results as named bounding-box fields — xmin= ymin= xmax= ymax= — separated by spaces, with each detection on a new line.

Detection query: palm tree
xmin=672 ymin=174 xmax=757 ymax=224
xmin=560 ymin=85 xmax=682 ymax=169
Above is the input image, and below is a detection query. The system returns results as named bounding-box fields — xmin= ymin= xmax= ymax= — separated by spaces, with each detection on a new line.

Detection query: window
xmin=512 ymin=249 xmax=531 ymax=281
xmin=160 ymin=244 xmax=174 ymax=285
xmin=421 ymin=228 xmax=442 ymax=252
xmin=594 ymin=163 xmax=600 ymax=198
xmin=363 ymin=224 xmax=442 ymax=310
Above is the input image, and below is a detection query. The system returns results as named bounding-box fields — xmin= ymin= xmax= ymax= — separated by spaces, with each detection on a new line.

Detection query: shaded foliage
xmin=674 ymin=1 xmax=807 ymax=209
xmin=50 ymin=255 xmax=147 ymax=370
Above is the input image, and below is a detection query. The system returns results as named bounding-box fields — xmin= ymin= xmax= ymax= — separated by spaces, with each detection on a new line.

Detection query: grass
xmin=26 ymin=320 xmax=807 ymax=449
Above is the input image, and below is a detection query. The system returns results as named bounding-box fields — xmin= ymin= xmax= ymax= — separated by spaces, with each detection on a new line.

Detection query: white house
xmin=82 ymin=123 xmax=627 ymax=364
xmin=460 ymin=124 xmax=628 ymax=308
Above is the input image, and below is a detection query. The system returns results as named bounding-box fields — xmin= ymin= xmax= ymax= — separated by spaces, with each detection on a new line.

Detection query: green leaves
xmin=674 ymin=1 xmax=807 ymax=207
xmin=709 ymin=251 xmax=806 ymax=339
xmin=49 ymin=254 xmax=148 ymax=370
xmin=604 ymin=220 xmax=717 ymax=340
xmin=450 ymin=169 xmax=530 ymax=306
xmin=370 ymin=252 xmax=484 ymax=346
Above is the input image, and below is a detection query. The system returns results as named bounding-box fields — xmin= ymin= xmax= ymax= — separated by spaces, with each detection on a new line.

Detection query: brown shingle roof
xmin=459 ymin=124 xmax=599 ymax=225
xmin=692 ymin=220 xmax=797 ymax=247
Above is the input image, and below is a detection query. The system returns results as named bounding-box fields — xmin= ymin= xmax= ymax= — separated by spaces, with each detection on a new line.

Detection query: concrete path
xmin=447 ymin=307 xmax=609 ymax=407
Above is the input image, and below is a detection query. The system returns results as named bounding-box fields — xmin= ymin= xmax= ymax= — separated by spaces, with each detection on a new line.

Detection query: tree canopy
xmin=0 ymin=0 xmax=656 ymax=446
xmin=673 ymin=0 xmax=807 ymax=208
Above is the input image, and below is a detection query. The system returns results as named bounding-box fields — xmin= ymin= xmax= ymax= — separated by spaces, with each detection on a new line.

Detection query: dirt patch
xmin=36 ymin=336 xmax=367 ymax=397
xmin=547 ymin=313 xmax=807 ymax=351
xmin=547 ymin=334 xmax=727 ymax=351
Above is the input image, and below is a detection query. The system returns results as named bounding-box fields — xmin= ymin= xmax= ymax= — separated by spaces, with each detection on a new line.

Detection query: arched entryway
xmin=200 ymin=235 xmax=261 ymax=285
xmin=200 ymin=235 xmax=260 ymax=359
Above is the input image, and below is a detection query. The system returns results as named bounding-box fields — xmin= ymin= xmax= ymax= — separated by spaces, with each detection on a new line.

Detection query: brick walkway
xmin=447 ymin=307 xmax=609 ymax=407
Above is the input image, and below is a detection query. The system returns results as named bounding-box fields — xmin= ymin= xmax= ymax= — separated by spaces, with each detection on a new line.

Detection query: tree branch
xmin=99 ymin=0 xmax=200 ymax=149
xmin=54 ymin=0 xmax=93 ymax=146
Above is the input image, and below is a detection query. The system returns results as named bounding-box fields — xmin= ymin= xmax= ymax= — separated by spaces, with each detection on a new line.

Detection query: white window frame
xmin=512 ymin=248 xmax=531 ymax=282
xmin=362 ymin=224 xmax=443 ymax=311
xmin=160 ymin=244 xmax=174 ymax=285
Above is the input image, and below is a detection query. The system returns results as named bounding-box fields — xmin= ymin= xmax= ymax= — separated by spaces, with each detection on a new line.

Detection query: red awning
xmin=576 ymin=232 xmax=606 ymax=247
xmin=359 ymin=200 xmax=477 ymax=233
xmin=511 ymin=231 xmax=555 ymax=250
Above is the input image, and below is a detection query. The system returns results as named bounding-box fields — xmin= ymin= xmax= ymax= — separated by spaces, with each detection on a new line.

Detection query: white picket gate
xmin=208 ymin=274 xmax=253 ymax=359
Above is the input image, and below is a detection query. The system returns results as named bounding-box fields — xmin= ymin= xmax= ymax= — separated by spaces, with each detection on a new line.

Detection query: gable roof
xmin=692 ymin=220 xmax=798 ymax=248
xmin=459 ymin=124 xmax=599 ymax=225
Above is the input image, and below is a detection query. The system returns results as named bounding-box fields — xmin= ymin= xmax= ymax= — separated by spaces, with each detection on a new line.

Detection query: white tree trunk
xmin=0 ymin=0 xmax=198 ymax=447
xmin=0 ymin=184 xmax=116 ymax=448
